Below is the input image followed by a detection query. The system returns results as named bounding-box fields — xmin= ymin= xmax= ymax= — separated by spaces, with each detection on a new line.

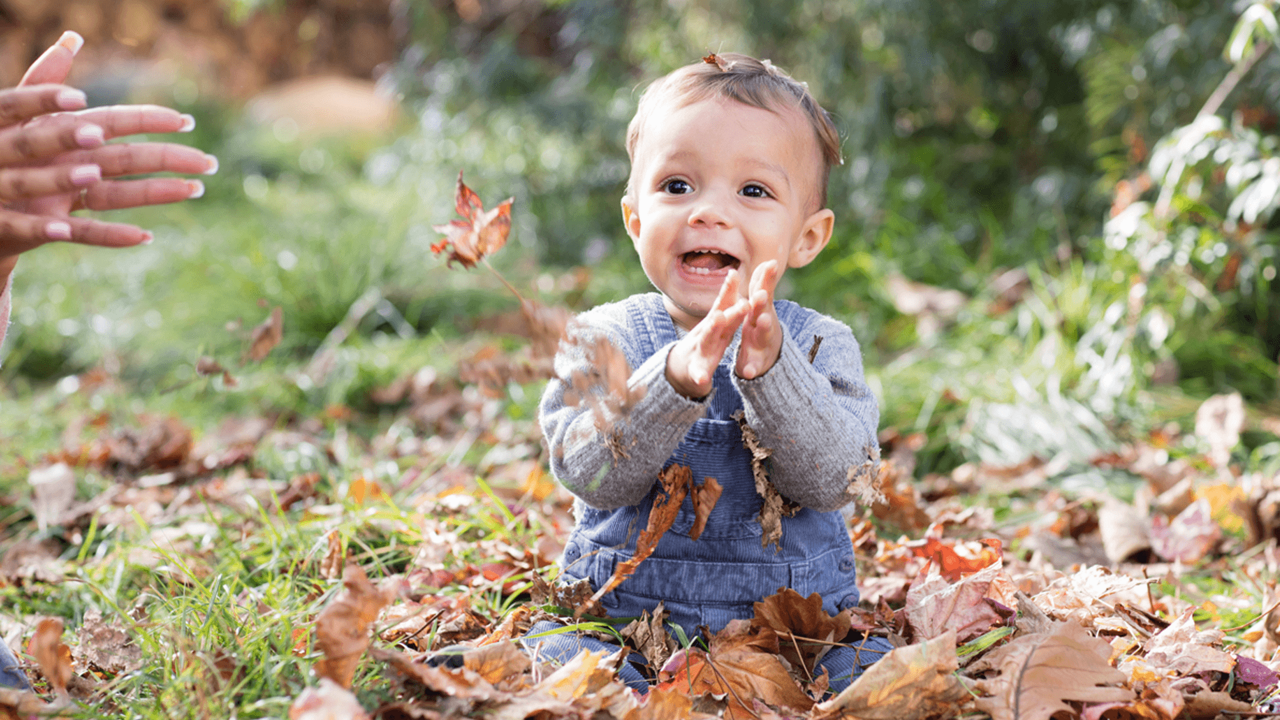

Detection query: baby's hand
xmin=735 ymin=260 xmax=783 ymax=380
xmin=666 ymin=270 xmax=748 ymax=398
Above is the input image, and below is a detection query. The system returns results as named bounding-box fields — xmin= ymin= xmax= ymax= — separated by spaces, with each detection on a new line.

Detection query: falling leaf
xmin=431 ymin=171 xmax=514 ymax=269
xmin=581 ymin=466 xmax=690 ymax=615
xmin=752 ymin=589 xmax=853 ymax=677
xmin=246 ymin=306 xmax=283 ymax=363
xmin=289 ymin=677 xmax=370 ymax=720
xmin=195 ymin=356 xmax=238 ymax=386
xmin=562 ymin=330 xmax=647 ymax=445
xmin=688 ymin=476 xmax=722 ymax=541
xmin=314 ymin=564 xmax=394 ymax=688
xmin=813 ymin=630 xmax=968 ymax=720
xmin=972 ymin=621 xmax=1133 ymax=720
xmin=903 ymin=561 xmax=1012 ymax=643
xmin=1149 ymin=499 xmax=1221 ymax=563
xmin=734 ymin=411 xmax=800 ymax=549
xmin=657 ymin=620 xmax=814 ymax=718
xmin=28 ymin=618 xmax=73 ymax=698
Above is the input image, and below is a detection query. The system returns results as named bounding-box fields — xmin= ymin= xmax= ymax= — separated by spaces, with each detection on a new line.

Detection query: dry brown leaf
xmin=869 ymin=459 xmax=931 ymax=531
xmin=28 ymin=618 xmax=73 ymax=698
xmin=563 ymin=330 xmax=646 ymax=444
xmin=688 ymin=476 xmax=723 ymax=542
xmin=630 ymin=685 xmax=717 ymax=720
xmin=319 ymin=530 xmax=345 ymax=581
xmin=657 ymin=620 xmax=814 ymax=718
xmin=903 ymin=561 xmax=1012 ymax=643
xmin=1149 ymin=499 xmax=1221 ymax=563
xmin=289 ymin=677 xmax=370 ymax=720
xmin=246 ymin=306 xmax=284 ymax=363
xmin=973 ymin=621 xmax=1133 ymax=720
xmin=369 ymin=646 xmax=500 ymax=704
xmin=752 ymin=588 xmax=852 ymax=677
xmin=619 ymin=603 xmax=676 ymax=673
xmin=27 ymin=463 xmax=75 ymax=532
xmin=812 ymin=630 xmax=968 ymax=720
xmin=103 ymin=415 xmax=193 ymax=471
xmin=734 ymin=411 xmax=800 ymax=549
xmin=314 ymin=564 xmax=394 ymax=688
xmin=73 ymin=607 xmax=142 ymax=676
xmin=581 ymin=465 xmax=690 ymax=616
xmin=195 ymin=356 xmax=238 ymax=386
xmin=1142 ymin=608 xmax=1235 ymax=675
xmin=431 ymin=171 xmax=514 ymax=269
xmin=1098 ymin=499 xmax=1153 ymax=563
xmin=490 ymin=650 xmax=638 ymax=720
xmin=462 ymin=642 xmax=532 ymax=685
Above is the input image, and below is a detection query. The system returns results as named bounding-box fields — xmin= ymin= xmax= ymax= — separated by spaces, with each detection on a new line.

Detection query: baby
xmin=526 ymin=52 xmax=889 ymax=694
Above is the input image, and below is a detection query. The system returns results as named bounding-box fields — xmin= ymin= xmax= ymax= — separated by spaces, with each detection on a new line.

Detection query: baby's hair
xmin=625 ymin=52 xmax=841 ymax=209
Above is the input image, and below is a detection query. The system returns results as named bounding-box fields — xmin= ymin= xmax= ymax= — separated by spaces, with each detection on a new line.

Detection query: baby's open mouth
xmin=681 ymin=250 xmax=740 ymax=275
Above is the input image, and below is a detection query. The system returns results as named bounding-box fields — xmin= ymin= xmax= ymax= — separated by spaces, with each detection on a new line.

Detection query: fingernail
xmin=46 ymin=221 xmax=72 ymax=240
xmin=186 ymin=180 xmax=205 ymax=199
xmin=140 ymin=232 xmax=154 ymax=245
xmin=57 ymin=31 xmax=84 ymax=55
xmin=203 ymin=154 xmax=219 ymax=175
xmin=75 ymin=124 xmax=104 ymax=147
xmin=56 ymin=88 xmax=87 ymax=110
xmin=179 ymin=114 xmax=196 ymax=132
xmin=70 ymin=164 xmax=101 ymax=186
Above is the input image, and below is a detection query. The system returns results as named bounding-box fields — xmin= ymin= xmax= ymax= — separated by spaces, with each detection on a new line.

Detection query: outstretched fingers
xmin=82 ymin=178 xmax=204 ymax=212
xmin=20 ymin=31 xmax=81 ymax=87
xmin=61 ymin=142 xmax=216 ymax=178
xmin=0 ymin=84 xmax=87 ymax=129
xmin=0 ymin=115 xmax=103 ymax=166
xmin=0 ymin=163 xmax=99 ymax=203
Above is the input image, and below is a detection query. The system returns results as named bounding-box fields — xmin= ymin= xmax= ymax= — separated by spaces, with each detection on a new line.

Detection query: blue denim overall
xmin=525 ymin=297 xmax=891 ymax=693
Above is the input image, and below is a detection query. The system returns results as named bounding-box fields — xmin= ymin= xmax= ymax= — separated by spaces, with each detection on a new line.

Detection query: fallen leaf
xmin=1149 ymin=499 xmax=1221 ymax=563
xmin=314 ymin=564 xmax=394 ymax=688
xmin=73 ymin=607 xmax=142 ymax=676
xmin=813 ymin=630 xmax=968 ymax=720
xmin=195 ymin=356 xmax=238 ymax=386
xmin=1194 ymin=392 xmax=1244 ymax=467
xmin=1142 ymin=608 xmax=1235 ymax=676
xmin=289 ymin=677 xmax=370 ymax=720
xmin=28 ymin=618 xmax=73 ymax=698
xmin=246 ymin=306 xmax=284 ymax=362
xmin=973 ymin=621 xmax=1133 ymax=720
xmin=582 ymin=465 xmax=690 ymax=615
xmin=1234 ymin=655 xmax=1278 ymax=689
xmin=431 ymin=171 xmax=514 ymax=269
xmin=752 ymin=588 xmax=852 ymax=678
xmin=903 ymin=561 xmax=1012 ymax=643
xmin=734 ymin=411 xmax=800 ymax=549
xmin=463 ymin=641 xmax=532 ymax=685
xmin=688 ymin=476 xmax=722 ymax=541
xmin=27 ymin=463 xmax=75 ymax=532
xmin=906 ymin=536 xmax=1002 ymax=582
xmin=320 ymin=531 xmax=345 ymax=581
xmin=657 ymin=620 xmax=814 ymax=718
xmin=619 ymin=603 xmax=676 ymax=674
xmin=1098 ymin=499 xmax=1153 ymax=563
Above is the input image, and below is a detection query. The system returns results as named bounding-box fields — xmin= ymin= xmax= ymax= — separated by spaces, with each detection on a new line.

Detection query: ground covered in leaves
xmin=3 ymin=353 xmax=1280 ymax=720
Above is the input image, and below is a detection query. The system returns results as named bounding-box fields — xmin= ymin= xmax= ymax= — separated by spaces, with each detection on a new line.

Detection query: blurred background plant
xmin=4 ymin=0 xmax=1280 ymax=482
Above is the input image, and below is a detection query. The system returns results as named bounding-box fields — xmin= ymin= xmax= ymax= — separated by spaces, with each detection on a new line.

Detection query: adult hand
xmin=0 ymin=31 xmax=216 ymax=273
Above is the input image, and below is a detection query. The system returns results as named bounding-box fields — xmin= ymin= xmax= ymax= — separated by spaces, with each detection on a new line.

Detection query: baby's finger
xmin=0 ymin=117 xmax=102 ymax=166
xmin=0 ymin=85 xmax=87 ymax=128
xmin=20 ymin=31 xmax=81 ymax=87
xmin=750 ymin=260 xmax=780 ymax=299
xmin=0 ymin=163 xmax=98 ymax=202
xmin=74 ymin=104 xmax=195 ymax=139
xmin=82 ymin=178 xmax=204 ymax=211
xmin=60 ymin=142 xmax=217 ymax=178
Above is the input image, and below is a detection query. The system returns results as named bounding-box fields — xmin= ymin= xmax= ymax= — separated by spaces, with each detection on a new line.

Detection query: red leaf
xmin=431 ymin=171 xmax=514 ymax=269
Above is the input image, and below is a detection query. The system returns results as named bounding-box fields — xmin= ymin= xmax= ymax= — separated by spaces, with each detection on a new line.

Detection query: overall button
xmin=838 ymin=555 xmax=855 ymax=573
xmin=838 ymin=594 xmax=859 ymax=611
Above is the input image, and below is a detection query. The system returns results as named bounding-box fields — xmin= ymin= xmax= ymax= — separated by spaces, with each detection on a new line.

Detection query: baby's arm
xmin=540 ymin=306 xmax=708 ymax=510
xmin=732 ymin=310 xmax=879 ymax=512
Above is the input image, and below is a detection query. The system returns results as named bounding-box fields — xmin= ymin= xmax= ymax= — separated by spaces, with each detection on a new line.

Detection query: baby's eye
xmin=662 ymin=179 xmax=692 ymax=195
xmin=741 ymin=184 xmax=770 ymax=198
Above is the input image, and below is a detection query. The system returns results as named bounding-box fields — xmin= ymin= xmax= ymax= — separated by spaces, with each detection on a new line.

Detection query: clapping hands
xmin=665 ymin=260 xmax=784 ymax=399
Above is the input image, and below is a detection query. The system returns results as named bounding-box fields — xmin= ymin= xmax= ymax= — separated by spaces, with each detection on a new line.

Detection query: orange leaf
xmin=752 ymin=588 xmax=853 ymax=677
xmin=813 ymin=630 xmax=967 ymax=720
xmin=581 ymin=464 xmax=690 ymax=615
xmin=688 ymin=476 xmax=722 ymax=541
xmin=28 ymin=618 xmax=73 ymax=697
xmin=908 ymin=536 xmax=1001 ymax=581
xmin=314 ymin=564 xmax=394 ymax=688
xmin=431 ymin=171 xmax=514 ymax=269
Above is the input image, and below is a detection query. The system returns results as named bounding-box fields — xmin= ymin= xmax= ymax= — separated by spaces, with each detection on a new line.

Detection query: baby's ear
xmin=621 ymin=198 xmax=642 ymax=242
xmin=788 ymin=208 xmax=834 ymax=268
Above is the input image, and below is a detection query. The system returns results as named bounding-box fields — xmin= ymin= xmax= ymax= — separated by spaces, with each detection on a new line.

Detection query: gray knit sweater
xmin=539 ymin=293 xmax=879 ymax=512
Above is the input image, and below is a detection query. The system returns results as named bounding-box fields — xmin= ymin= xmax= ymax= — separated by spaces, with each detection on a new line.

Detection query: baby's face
xmin=623 ymin=97 xmax=832 ymax=330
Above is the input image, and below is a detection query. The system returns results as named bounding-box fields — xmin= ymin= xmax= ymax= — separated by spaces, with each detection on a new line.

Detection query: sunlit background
xmin=3 ymin=0 xmax=1280 ymax=480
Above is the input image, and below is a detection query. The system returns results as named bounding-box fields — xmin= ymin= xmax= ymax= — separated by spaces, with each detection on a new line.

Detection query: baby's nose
xmin=688 ymin=200 xmax=731 ymax=227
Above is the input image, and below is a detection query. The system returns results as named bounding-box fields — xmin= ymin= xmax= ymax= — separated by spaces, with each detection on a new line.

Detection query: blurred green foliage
xmin=7 ymin=0 xmax=1280 ymax=477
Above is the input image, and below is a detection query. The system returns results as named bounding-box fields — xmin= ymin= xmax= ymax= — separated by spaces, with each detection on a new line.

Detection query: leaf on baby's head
xmin=431 ymin=171 xmax=514 ymax=269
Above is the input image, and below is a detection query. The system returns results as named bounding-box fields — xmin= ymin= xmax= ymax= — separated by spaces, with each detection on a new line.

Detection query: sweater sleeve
xmin=539 ymin=302 xmax=707 ymax=510
xmin=731 ymin=307 xmax=880 ymax=512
